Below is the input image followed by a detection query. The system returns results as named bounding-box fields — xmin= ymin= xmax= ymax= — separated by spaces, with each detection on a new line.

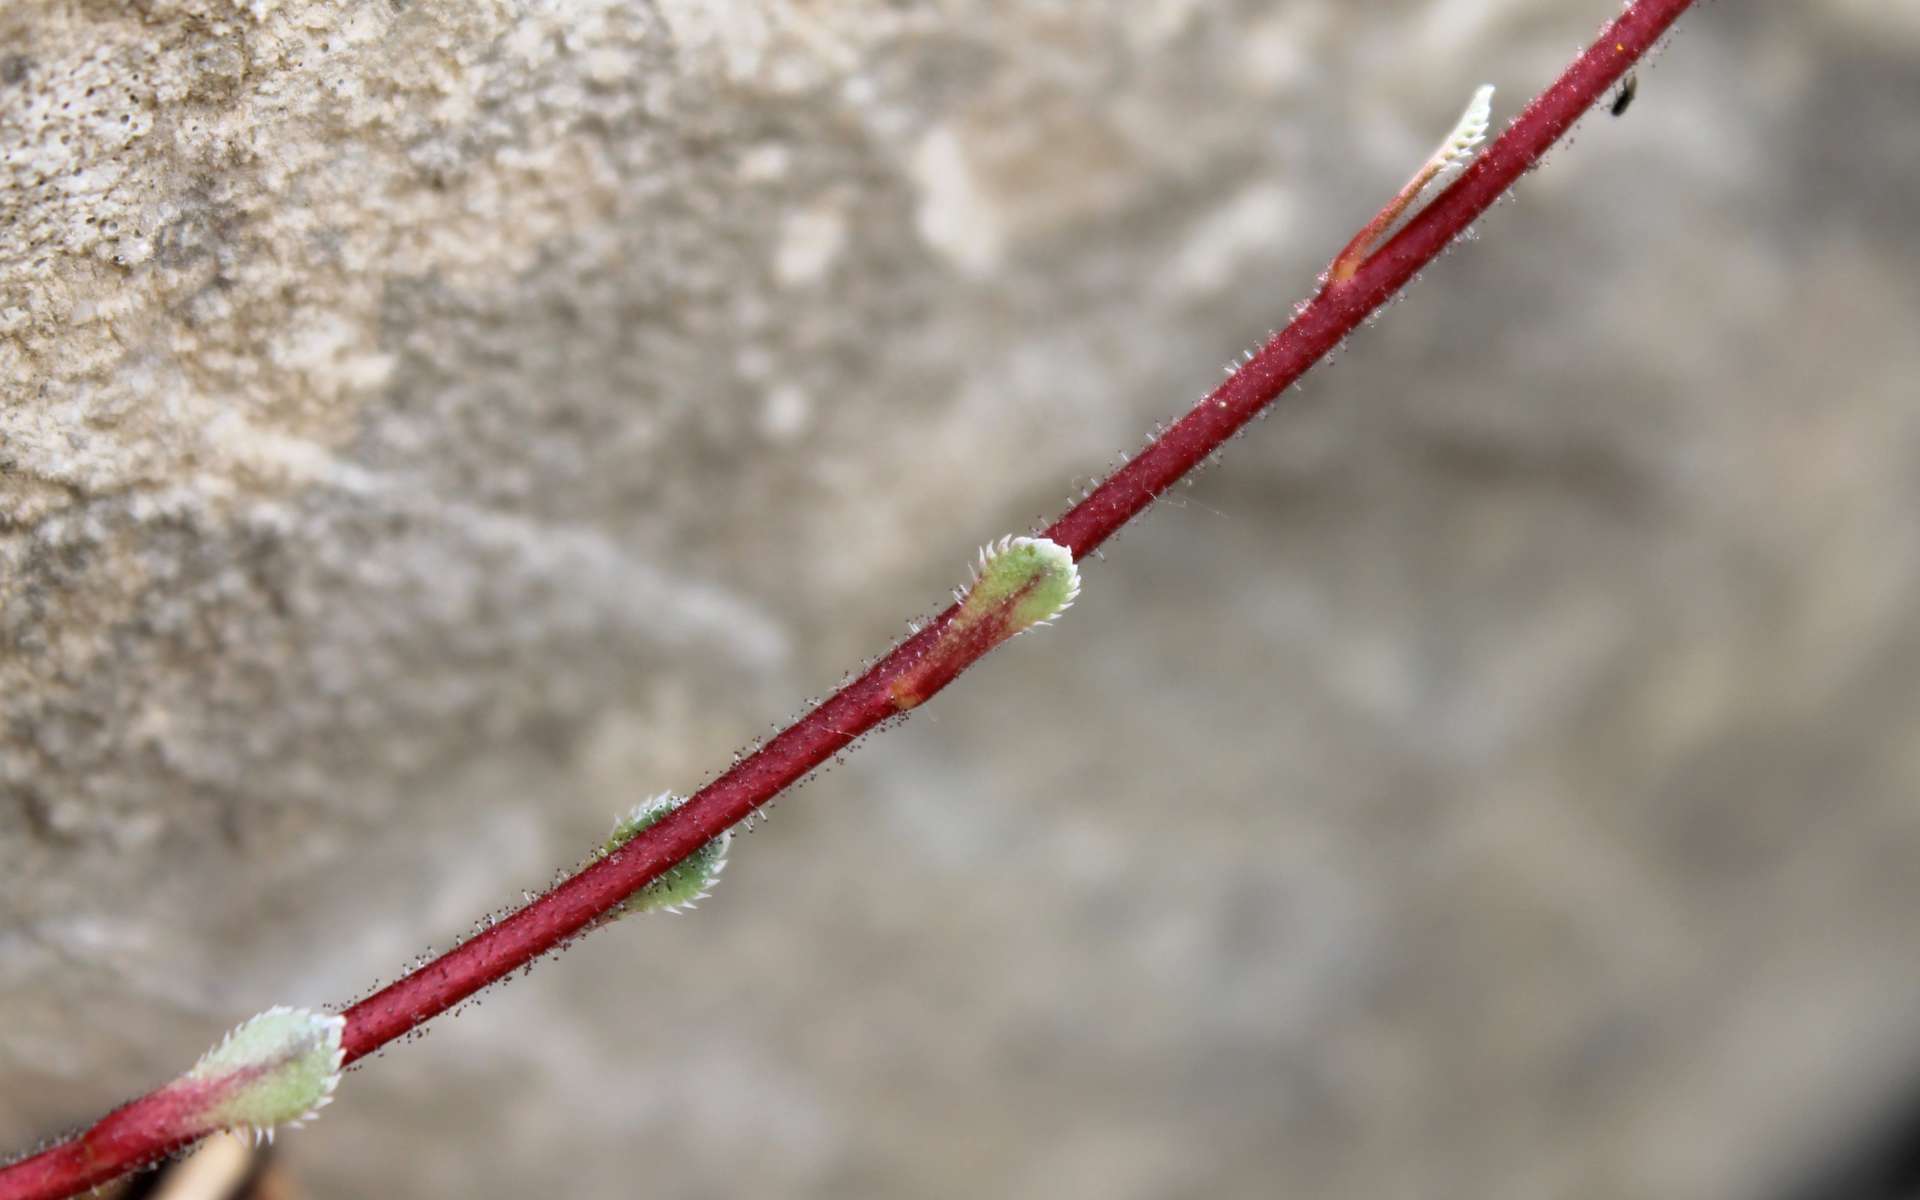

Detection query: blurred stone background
xmin=4 ymin=1 xmax=1919 ymax=1196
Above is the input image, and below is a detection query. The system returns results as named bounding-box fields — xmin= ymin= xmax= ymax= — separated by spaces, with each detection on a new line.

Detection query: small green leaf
xmin=891 ymin=535 xmax=1082 ymax=711
xmin=960 ymin=535 xmax=1080 ymax=634
xmin=601 ymin=793 xmax=729 ymax=916
xmin=186 ymin=1006 xmax=344 ymax=1140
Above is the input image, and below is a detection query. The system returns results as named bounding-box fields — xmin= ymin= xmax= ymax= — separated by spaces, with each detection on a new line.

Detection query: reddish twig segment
xmin=0 ymin=1009 xmax=342 ymax=1200
xmin=0 ymin=3 xmax=1696 ymax=1197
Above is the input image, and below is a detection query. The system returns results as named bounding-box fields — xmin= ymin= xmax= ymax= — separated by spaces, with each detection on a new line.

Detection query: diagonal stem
xmin=0 ymin=3 xmax=1698 ymax=1197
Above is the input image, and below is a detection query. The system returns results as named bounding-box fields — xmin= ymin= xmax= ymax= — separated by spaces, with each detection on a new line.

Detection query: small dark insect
xmin=1610 ymin=72 xmax=1638 ymax=117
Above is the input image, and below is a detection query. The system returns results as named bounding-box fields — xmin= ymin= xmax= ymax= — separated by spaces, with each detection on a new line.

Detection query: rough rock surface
xmin=4 ymin=2 xmax=1919 ymax=1197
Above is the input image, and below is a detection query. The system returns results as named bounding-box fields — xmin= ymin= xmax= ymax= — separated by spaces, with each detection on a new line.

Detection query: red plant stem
xmin=0 ymin=4 xmax=1694 ymax=1198
xmin=0 ymin=1088 xmax=218 ymax=1200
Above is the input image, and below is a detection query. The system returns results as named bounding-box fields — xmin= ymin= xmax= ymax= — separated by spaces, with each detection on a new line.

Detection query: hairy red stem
xmin=0 ymin=3 xmax=1694 ymax=1197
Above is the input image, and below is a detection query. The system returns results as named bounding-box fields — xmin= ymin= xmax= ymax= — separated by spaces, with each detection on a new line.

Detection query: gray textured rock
xmin=5 ymin=2 xmax=1920 ymax=1197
